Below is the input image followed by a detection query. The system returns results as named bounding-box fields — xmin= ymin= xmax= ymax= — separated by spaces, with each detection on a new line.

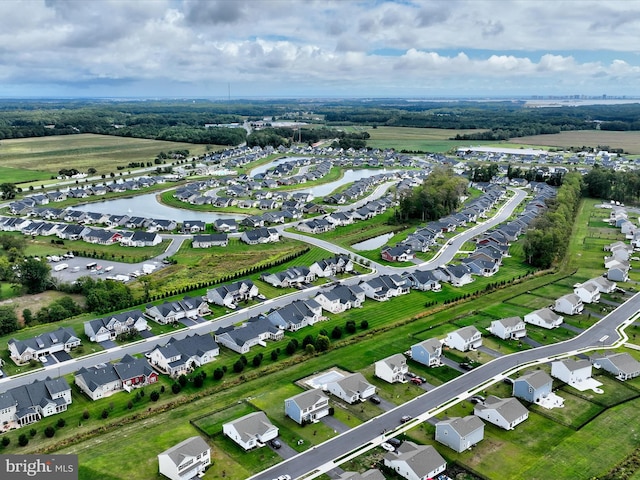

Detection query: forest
xmin=1 ymin=99 xmax=640 ymax=147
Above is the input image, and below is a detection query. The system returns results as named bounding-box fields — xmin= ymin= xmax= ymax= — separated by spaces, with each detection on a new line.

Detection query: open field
xmin=0 ymin=165 xmax=51 ymax=185
xmin=364 ymin=126 xmax=492 ymax=152
xmin=507 ymin=130 xmax=640 ymax=155
xmin=0 ymin=134 xmax=213 ymax=182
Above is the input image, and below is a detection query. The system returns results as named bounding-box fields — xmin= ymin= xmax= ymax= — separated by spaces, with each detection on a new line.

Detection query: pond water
xmin=73 ymin=193 xmax=246 ymax=222
xmin=294 ymin=169 xmax=400 ymax=198
xmin=351 ymin=232 xmax=394 ymax=251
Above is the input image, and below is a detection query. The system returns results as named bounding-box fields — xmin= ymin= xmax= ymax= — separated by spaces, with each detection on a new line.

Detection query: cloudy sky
xmin=2 ymin=0 xmax=640 ymax=99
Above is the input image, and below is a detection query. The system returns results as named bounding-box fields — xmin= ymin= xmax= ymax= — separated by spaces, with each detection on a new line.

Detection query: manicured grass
xmin=0 ymin=165 xmax=51 ymax=184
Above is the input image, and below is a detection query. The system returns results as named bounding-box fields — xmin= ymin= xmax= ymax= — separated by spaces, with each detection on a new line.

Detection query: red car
xmin=410 ymin=377 xmax=423 ymax=385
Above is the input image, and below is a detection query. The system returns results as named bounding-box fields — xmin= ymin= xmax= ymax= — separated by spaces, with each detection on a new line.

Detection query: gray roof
xmin=437 ymin=415 xmax=484 ymax=436
xmin=379 ymin=353 xmax=406 ymax=370
xmin=516 ymin=370 xmax=553 ymax=389
xmin=384 ymin=441 xmax=446 ymax=478
xmin=225 ymin=411 xmax=276 ymax=442
xmin=9 ymin=327 xmax=79 ymax=354
xmin=332 ymin=373 xmax=373 ymax=396
xmin=287 ymin=389 xmax=329 ymax=410
xmin=159 ymin=436 xmax=210 ymax=466
xmin=495 ymin=317 xmax=524 ymax=328
xmin=475 ymin=396 xmax=528 ymax=423
xmin=592 ymin=352 xmax=640 ymax=374
xmin=414 ymin=338 xmax=441 ymax=355
xmin=453 ymin=325 xmax=480 ymax=341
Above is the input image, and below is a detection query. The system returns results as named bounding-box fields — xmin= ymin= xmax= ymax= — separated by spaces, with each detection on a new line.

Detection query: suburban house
xmin=581 ymin=276 xmax=617 ymax=294
xmin=554 ymin=293 xmax=584 ymax=315
xmin=260 ymin=266 xmax=315 ymax=288
xmin=0 ymin=377 xmax=72 ymax=429
xmin=206 ymin=279 xmax=259 ymax=307
xmin=383 ymin=441 xmax=447 ymax=480
xmin=314 ymin=285 xmax=365 ymax=314
xmin=440 ymin=264 xmax=474 ymax=287
xmin=487 ymin=317 xmax=526 ymax=340
xmin=222 ymin=411 xmax=279 ymax=450
xmin=158 ymin=436 xmax=211 ymax=480
xmin=309 ymin=256 xmax=354 ymax=278
xmin=182 ymin=220 xmax=207 ymax=233
xmin=360 ymin=274 xmax=410 ymax=301
xmin=473 ymin=396 xmax=529 ymax=430
xmin=266 ymin=299 xmax=323 ymax=331
xmin=551 ymin=359 xmax=594 ymax=388
xmin=381 ymin=246 xmax=415 ymax=262
xmin=8 ymin=327 xmax=81 ymax=365
xmin=121 ymin=231 xmax=162 ymax=247
xmin=524 ymin=308 xmax=564 ymax=329
xmin=573 ymin=282 xmax=601 ymax=304
xmin=435 ymin=415 xmax=485 ymax=452
xmin=75 ymin=354 xmax=158 ymax=400
xmin=296 ymin=218 xmax=335 ymax=234
xmin=402 ymin=269 xmax=442 ymax=292
xmin=213 ymin=218 xmax=238 ymax=233
xmin=214 ymin=316 xmax=284 ymax=354
xmin=337 ymin=470 xmax=385 ymax=480
xmin=147 ymin=334 xmax=219 ymax=377
xmin=192 ymin=234 xmax=228 ymax=248
xmin=607 ymin=260 xmax=630 ymax=282
xmin=240 ymin=227 xmax=280 ymax=245
xmin=410 ymin=338 xmax=443 ymax=367
xmin=326 ymin=372 xmax=376 ymax=404
xmin=284 ymin=389 xmax=330 ymax=425
xmin=444 ymin=326 xmax=482 ymax=352
xmin=374 ymin=353 xmax=409 ymax=384
xmin=513 ymin=370 xmax=553 ymax=403
xmin=84 ymin=309 xmax=148 ymax=343
xmin=590 ymin=352 xmax=640 ymax=380
xmin=145 ymin=296 xmax=210 ymax=325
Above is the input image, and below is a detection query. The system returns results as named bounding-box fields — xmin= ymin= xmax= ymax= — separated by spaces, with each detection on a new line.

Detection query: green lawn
xmin=0 ymin=165 xmax=52 ymax=184
xmin=364 ymin=126 xmax=492 ymax=153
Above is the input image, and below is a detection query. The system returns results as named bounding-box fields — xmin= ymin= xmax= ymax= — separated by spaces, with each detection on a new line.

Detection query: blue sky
xmin=1 ymin=0 xmax=639 ymax=99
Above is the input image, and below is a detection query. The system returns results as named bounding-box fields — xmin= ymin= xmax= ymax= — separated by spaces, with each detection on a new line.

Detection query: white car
xmin=272 ymin=476 xmax=291 ymax=480
xmin=380 ymin=442 xmax=395 ymax=451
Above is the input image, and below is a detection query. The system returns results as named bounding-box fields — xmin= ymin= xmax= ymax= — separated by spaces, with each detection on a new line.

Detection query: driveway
xmin=321 ymin=415 xmax=351 ymax=434
xmin=478 ymin=345 xmax=503 ymax=358
xmin=99 ymin=340 xmax=117 ymax=349
xmin=52 ymin=351 xmax=72 ymax=362
xmin=270 ymin=441 xmax=298 ymax=461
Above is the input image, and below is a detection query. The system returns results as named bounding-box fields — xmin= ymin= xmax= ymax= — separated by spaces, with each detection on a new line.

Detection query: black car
xmin=387 ymin=438 xmax=402 ymax=448
xmin=269 ymin=439 xmax=282 ymax=449
xmin=369 ymin=395 xmax=382 ymax=404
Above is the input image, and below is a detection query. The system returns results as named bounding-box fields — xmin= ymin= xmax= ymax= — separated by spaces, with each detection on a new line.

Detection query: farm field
xmin=0 ymin=165 xmax=51 ymax=185
xmin=0 ymin=133 xmax=213 ymax=183
xmin=364 ymin=126 xmax=492 ymax=152
xmin=507 ymin=130 xmax=640 ymax=155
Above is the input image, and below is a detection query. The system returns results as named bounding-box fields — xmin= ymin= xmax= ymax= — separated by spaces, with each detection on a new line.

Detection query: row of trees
xmin=582 ymin=165 xmax=640 ymax=203
xmin=523 ymin=172 xmax=583 ymax=268
xmin=397 ymin=167 xmax=468 ymax=221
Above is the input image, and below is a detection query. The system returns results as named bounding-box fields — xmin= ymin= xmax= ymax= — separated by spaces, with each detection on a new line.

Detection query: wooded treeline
xmin=523 ymin=172 xmax=583 ymax=268
xmin=582 ymin=165 xmax=640 ymax=204
xmin=1 ymin=99 xmax=639 ymax=145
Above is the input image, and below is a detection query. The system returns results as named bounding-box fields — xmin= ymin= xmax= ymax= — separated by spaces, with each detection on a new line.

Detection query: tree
xmin=345 ymin=320 xmax=356 ymax=334
xmin=213 ymin=368 xmax=224 ymax=380
xmin=150 ymin=390 xmax=160 ymax=401
xmin=101 ymin=409 xmax=109 ymax=419
xmin=18 ymin=433 xmax=29 ymax=446
xmin=0 ymin=306 xmax=19 ymax=335
xmin=233 ymin=359 xmax=245 ymax=373
xmin=178 ymin=375 xmax=188 ymax=387
xmin=193 ymin=374 xmax=204 ymax=388
xmin=316 ymin=334 xmax=330 ymax=352
xmin=305 ymin=343 xmax=316 ymax=355
xmin=87 ymin=167 xmax=97 ymax=174
xmin=331 ymin=326 xmax=343 ymax=340
xmin=360 ymin=320 xmax=369 ymax=330
xmin=45 ymin=426 xmax=55 ymax=438
xmin=56 ymin=418 xmax=66 ymax=428
xmin=0 ymin=183 xmax=17 ymax=200
xmin=171 ymin=383 xmax=181 ymax=394
xmin=270 ymin=350 xmax=278 ymax=361
xmin=252 ymin=354 xmax=262 ymax=367
xmin=17 ymin=257 xmax=51 ymax=294
xmin=1 ymin=436 xmax=9 ymax=447
xmin=22 ymin=308 xmax=33 ymax=325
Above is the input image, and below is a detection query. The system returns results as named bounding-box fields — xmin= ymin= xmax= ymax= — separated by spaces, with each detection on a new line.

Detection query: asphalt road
xmin=251 ymin=292 xmax=640 ymax=480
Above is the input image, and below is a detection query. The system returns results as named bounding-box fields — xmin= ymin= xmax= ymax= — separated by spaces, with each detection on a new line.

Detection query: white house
xmin=524 ymin=308 xmax=563 ymax=329
xmin=573 ymin=282 xmax=601 ymax=304
xmin=374 ymin=353 xmax=408 ymax=384
xmin=444 ymin=326 xmax=482 ymax=352
xmin=554 ymin=293 xmax=584 ymax=315
xmin=488 ymin=317 xmax=526 ymax=340
xmin=473 ymin=396 xmax=528 ymax=430
xmin=326 ymin=373 xmax=376 ymax=404
xmin=383 ymin=441 xmax=447 ymax=480
xmin=551 ymin=359 xmax=595 ymax=389
xmin=284 ymin=389 xmax=330 ymax=425
xmin=222 ymin=411 xmax=279 ymax=450
xmin=158 ymin=436 xmax=211 ymax=480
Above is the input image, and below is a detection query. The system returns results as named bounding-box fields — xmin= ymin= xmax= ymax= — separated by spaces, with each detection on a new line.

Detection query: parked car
xmin=387 ymin=438 xmax=402 ymax=448
xmin=380 ymin=442 xmax=395 ymax=452
xmin=400 ymin=415 xmax=412 ymax=423
xmin=269 ymin=439 xmax=282 ymax=449
xmin=459 ymin=362 xmax=476 ymax=371
xmin=469 ymin=395 xmax=485 ymax=404
xmin=405 ymin=372 xmax=416 ymax=378
xmin=369 ymin=395 xmax=381 ymax=404
xmin=410 ymin=377 xmax=423 ymax=385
